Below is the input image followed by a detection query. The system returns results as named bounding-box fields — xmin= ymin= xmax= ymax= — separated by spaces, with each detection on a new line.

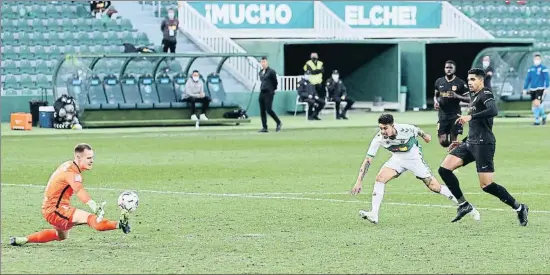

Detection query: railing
xmin=177 ymin=1 xmax=261 ymax=90
xmin=441 ymin=1 xmax=494 ymax=39
xmin=277 ymin=76 xmax=302 ymax=91
xmin=313 ymin=1 xmax=362 ymax=40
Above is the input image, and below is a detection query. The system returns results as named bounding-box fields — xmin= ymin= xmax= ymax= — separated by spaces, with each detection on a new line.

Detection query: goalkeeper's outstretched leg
xmin=9 ymin=208 xmax=130 ymax=246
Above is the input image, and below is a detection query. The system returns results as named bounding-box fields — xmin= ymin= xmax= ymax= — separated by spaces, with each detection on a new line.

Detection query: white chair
xmin=322 ymin=87 xmax=337 ymax=119
xmin=294 ymin=95 xmax=309 ymax=120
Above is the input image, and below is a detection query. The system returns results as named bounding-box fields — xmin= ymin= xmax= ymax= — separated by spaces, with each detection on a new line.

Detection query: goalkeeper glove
xmin=86 ymin=200 xmax=107 ymax=222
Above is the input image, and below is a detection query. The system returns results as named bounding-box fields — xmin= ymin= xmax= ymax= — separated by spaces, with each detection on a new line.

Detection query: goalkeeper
xmin=350 ymin=114 xmax=479 ymax=224
xmin=10 ymin=143 xmax=131 ymax=246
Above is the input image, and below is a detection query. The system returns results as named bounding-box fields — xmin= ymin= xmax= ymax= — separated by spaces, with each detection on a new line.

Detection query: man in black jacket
xmin=258 ymin=56 xmax=282 ymax=132
xmin=326 ymin=69 xmax=354 ymax=119
xmin=298 ymin=70 xmax=325 ymax=120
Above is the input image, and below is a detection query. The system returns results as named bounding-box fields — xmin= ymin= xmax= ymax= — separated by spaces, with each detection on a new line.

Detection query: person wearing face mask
xmin=183 ymin=70 xmax=211 ymax=121
xmin=303 ymin=52 xmax=324 ymax=98
xmin=160 ymin=9 xmax=179 ymax=54
xmin=433 ymin=60 xmax=469 ymax=148
xmin=298 ymin=70 xmax=325 ymax=120
xmin=325 ymin=70 xmax=354 ymax=119
xmin=258 ymin=56 xmax=282 ymax=132
xmin=482 ymin=56 xmax=494 ymax=89
xmin=522 ymin=53 xmax=549 ymax=125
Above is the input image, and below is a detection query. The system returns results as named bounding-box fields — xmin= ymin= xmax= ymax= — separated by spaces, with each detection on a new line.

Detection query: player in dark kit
xmin=434 ymin=60 xmax=470 ymax=147
xmin=438 ymin=68 xmax=529 ymax=226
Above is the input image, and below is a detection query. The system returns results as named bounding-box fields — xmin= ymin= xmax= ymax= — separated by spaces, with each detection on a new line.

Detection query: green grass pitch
xmin=2 ymin=112 xmax=550 ymax=274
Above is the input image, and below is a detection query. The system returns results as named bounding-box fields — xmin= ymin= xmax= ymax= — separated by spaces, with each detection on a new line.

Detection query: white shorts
xmin=383 ymin=156 xmax=433 ymax=179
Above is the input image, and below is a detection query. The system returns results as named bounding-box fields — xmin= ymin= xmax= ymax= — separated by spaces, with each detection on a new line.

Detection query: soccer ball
xmin=118 ymin=191 xmax=139 ymax=213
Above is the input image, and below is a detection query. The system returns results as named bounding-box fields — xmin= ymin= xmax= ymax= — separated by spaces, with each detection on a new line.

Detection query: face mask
xmin=534 ymin=59 xmax=542 ymax=66
xmin=332 ymin=75 xmax=339 ymax=81
xmin=311 ymin=57 xmax=318 ymax=61
xmin=192 ymin=76 xmax=199 ymax=82
xmin=168 ymin=13 xmax=174 ymax=19
xmin=304 ymin=75 xmax=310 ymax=80
xmin=482 ymin=61 xmax=490 ymax=68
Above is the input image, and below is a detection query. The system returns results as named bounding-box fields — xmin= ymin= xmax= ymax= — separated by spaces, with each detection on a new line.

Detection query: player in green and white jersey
xmin=351 ymin=114 xmax=480 ymax=224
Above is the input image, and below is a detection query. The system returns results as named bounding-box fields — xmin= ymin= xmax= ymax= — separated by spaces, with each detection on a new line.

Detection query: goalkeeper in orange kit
xmin=10 ymin=143 xmax=131 ymax=246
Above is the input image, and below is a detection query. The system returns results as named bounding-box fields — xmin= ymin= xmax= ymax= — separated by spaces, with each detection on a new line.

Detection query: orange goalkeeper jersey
xmin=42 ymin=161 xmax=84 ymax=212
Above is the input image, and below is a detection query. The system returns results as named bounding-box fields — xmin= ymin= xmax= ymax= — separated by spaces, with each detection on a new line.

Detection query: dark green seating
xmin=137 ymin=74 xmax=158 ymax=108
xmin=206 ymin=73 xmax=226 ymax=107
xmin=66 ymin=76 xmax=88 ymax=107
xmin=120 ymin=75 xmax=142 ymax=109
xmin=156 ymin=73 xmax=177 ymax=103
xmin=86 ymin=76 xmax=107 ymax=109
xmin=103 ymin=75 xmax=125 ymax=109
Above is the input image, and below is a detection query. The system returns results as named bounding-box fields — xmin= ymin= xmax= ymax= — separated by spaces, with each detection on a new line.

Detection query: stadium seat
xmin=120 ymin=75 xmax=142 ymax=108
xmin=172 ymin=73 xmax=187 ymax=108
xmin=19 ymin=61 xmax=36 ymax=75
xmin=137 ymin=74 xmax=157 ymax=108
xmin=156 ymin=73 xmax=177 ymax=106
xmin=206 ymin=73 xmax=226 ymax=107
xmin=86 ymin=76 xmax=108 ymax=108
xmin=36 ymin=74 xmax=51 ymax=90
xmin=103 ymin=74 xmax=125 ymax=108
xmin=20 ymin=75 xmax=35 ymax=89
xmin=4 ymin=76 xmax=20 ymax=89
xmin=35 ymin=61 xmax=51 ymax=74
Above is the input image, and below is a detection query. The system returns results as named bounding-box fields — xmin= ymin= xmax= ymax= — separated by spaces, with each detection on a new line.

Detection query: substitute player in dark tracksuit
xmin=434 ymin=60 xmax=470 ymax=148
xmin=298 ymin=71 xmax=325 ymax=120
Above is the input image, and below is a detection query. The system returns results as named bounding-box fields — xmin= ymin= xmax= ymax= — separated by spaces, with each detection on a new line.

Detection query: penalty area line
xmin=3 ymin=183 xmax=550 ymax=214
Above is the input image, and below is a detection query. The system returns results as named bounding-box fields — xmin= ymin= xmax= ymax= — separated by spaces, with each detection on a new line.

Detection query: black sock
xmin=482 ymin=182 xmax=520 ymax=209
xmin=438 ymin=167 xmax=466 ymax=204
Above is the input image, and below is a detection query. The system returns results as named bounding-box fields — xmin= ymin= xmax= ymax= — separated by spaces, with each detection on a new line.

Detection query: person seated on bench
xmin=183 ymin=70 xmax=211 ymax=121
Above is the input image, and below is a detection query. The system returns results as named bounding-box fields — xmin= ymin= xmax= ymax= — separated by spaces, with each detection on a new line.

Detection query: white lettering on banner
xmin=344 ymin=5 xmax=417 ymax=26
xmin=205 ymin=4 xmax=292 ymax=25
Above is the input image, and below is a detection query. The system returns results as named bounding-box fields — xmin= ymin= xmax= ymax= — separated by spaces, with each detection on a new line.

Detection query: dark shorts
xmin=437 ymin=116 xmax=463 ymax=136
xmin=531 ymin=89 xmax=545 ymax=101
xmin=449 ymin=142 xmax=495 ymax=172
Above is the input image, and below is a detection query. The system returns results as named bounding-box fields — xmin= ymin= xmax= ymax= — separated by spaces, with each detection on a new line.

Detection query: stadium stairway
xmin=112 ymin=1 xmax=248 ymax=93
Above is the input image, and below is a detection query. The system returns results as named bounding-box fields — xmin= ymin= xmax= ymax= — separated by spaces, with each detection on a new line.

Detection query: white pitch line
xmin=3 ymin=183 xmax=550 ymax=214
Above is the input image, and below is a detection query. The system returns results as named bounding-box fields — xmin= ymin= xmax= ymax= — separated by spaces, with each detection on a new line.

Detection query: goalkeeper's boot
xmin=118 ymin=209 xmax=131 ymax=234
xmin=452 ymin=202 xmax=474 ymax=223
xmin=359 ymin=210 xmax=378 ymax=224
xmin=9 ymin=236 xmax=28 ymax=246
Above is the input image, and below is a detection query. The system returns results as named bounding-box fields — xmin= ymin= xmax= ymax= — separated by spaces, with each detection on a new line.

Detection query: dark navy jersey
xmin=435 ymin=76 xmax=468 ymax=118
xmin=468 ymin=88 xmax=496 ymax=144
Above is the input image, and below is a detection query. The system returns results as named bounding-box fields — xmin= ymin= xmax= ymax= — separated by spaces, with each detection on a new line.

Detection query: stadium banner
xmin=187 ymin=1 xmax=314 ymax=29
xmin=322 ymin=1 xmax=442 ymax=29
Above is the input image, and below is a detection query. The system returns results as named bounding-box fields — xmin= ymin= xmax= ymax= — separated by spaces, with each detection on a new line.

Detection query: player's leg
xmin=359 ymin=158 xmax=402 ymax=224
xmin=450 ymin=120 xmax=463 ymax=144
xmin=10 ymin=209 xmax=74 ymax=246
xmin=472 ymin=144 xmax=529 ymax=226
xmin=438 ymin=144 xmax=479 ymax=222
xmin=405 ymin=157 xmax=458 ymax=204
xmin=534 ymin=90 xmax=547 ymax=124
xmin=531 ymin=92 xmax=541 ymax=125
xmin=72 ymin=208 xmax=132 ymax=233
xmin=437 ymin=119 xmax=452 ymax=147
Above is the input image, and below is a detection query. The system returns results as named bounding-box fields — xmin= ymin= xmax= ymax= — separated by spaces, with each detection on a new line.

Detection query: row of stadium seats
xmin=453 ymin=2 xmax=550 ymax=18
xmin=1 ymin=59 xmax=183 ymax=76
xmin=1 ymin=31 xmax=149 ymax=47
xmin=139 ymin=1 xmax=179 ymax=18
xmin=1 ymin=5 xmax=89 ymax=20
xmin=451 ymin=1 xmax=550 ymax=49
xmin=1 ymin=18 xmax=135 ymax=32
xmin=69 ymin=73 xmax=227 ymax=110
xmin=1 ymin=45 xmax=128 ymax=61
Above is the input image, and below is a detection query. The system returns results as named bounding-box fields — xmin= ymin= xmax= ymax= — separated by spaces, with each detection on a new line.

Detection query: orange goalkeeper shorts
xmin=43 ymin=205 xmax=76 ymax=231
